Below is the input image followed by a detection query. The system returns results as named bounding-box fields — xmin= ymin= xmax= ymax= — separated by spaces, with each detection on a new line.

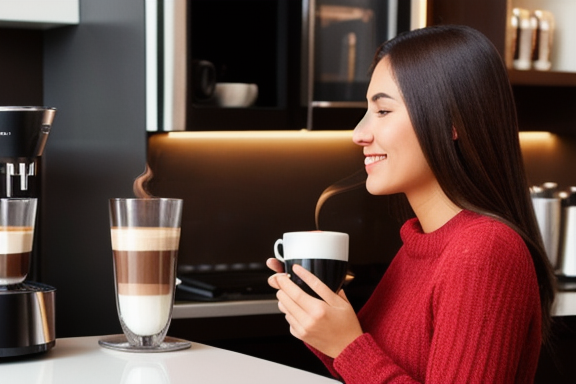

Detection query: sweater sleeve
xmin=335 ymin=333 xmax=418 ymax=383
xmin=317 ymin=221 xmax=541 ymax=384
xmin=307 ymin=334 xmax=417 ymax=383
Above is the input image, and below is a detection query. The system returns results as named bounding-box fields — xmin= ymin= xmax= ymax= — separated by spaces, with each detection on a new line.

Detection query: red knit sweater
xmin=313 ymin=210 xmax=542 ymax=383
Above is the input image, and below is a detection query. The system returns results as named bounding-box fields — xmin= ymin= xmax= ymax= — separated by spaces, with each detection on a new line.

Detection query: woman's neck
xmin=406 ymin=182 xmax=462 ymax=233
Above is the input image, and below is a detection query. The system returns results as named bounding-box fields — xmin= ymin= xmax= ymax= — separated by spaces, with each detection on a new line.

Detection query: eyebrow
xmin=371 ymin=92 xmax=395 ymax=102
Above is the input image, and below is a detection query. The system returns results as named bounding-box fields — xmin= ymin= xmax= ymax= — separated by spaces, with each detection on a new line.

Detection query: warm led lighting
xmin=166 ymin=130 xmax=354 ymax=140
xmin=166 ymin=130 xmax=556 ymax=145
xmin=519 ymin=131 xmax=558 ymax=152
xmin=519 ymin=131 xmax=554 ymax=141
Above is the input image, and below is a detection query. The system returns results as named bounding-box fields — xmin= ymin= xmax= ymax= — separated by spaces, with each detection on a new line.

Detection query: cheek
xmin=400 ymin=137 xmax=431 ymax=178
xmin=367 ymin=122 xmax=430 ymax=195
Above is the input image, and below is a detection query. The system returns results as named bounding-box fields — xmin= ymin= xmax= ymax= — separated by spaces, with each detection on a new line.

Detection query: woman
xmin=267 ymin=25 xmax=556 ymax=384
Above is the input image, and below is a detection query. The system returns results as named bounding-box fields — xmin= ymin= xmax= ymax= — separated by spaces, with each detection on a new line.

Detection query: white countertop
xmin=0 ymin=336 xmax=339 ymax=384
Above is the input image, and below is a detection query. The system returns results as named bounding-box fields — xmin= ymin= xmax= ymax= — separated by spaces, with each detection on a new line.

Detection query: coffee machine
xmin=0 ymin=106 xmax=57 ymax=357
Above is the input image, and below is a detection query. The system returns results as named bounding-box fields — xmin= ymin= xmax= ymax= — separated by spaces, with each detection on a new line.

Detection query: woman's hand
xmin=267 ymin=260 xmax=363 ymax=358
xmin=266 ymin=257 xmax=285 ymax=275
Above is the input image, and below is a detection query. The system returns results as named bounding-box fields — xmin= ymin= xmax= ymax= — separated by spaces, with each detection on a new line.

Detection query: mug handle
xmin=274 ymin=239 xmax=285 ymax=262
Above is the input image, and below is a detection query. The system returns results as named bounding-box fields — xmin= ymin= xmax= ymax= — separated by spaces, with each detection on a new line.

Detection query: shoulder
xmin=453 ymin=212 xmax=527 ymax=251
xmin=441 ymin=211 xmax=534 ymax=275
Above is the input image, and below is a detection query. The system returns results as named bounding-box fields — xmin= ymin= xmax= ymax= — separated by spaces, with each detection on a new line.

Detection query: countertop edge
xmin=172 ymin=299 xmax=281 ymax=319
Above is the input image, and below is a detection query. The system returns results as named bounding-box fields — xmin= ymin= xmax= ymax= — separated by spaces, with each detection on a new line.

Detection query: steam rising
xmin=133 ymin=163 xmax=366 ymax=225
xmin=133 ymin=164 xmax=154 ymax=198
xmin=315 ymin=168 xmax=367 ymax=229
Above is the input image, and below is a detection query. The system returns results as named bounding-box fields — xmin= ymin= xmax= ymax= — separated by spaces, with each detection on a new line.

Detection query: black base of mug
xmin=285 ymin=259 xmax=347 ymax=299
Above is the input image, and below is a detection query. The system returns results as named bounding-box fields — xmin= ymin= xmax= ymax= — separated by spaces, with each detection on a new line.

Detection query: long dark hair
xmin=374 ymin=25 xmax=556 ymax=342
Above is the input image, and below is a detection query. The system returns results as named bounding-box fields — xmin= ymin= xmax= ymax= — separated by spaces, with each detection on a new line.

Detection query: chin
xmin=365 ymin=181 xmax=388 ymax=196
xmin=365 ymin=176 xmax=400 ymax=196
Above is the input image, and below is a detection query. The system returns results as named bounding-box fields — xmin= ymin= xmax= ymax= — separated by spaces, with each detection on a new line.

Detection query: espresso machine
xmin=0 ymin=106 xmax=57 ymax=357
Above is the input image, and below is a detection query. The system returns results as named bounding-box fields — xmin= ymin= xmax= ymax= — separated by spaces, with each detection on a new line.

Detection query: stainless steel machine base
xmin=0 ymin=282 xmax=56 ymax=357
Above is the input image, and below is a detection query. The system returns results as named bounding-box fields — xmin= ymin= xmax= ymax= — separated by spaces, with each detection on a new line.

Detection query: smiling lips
xmin=364 ymin=155 xmax=387 ymax=165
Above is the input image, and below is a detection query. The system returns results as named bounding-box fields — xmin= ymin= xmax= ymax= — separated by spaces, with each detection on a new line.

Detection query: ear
xmin=452 ymin=126 xmax=458 ymax=141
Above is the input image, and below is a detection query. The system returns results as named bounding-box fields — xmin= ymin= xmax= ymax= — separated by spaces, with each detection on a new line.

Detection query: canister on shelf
xmin=532 ymin=10 xmax=555 ymax=71
xmin=559 ymin=187 xmax=576 ymax=277
xmin=531 ymin=182 xmax=561 ymax=268
xmin=512 ymin=8 xmax=537 ymax=70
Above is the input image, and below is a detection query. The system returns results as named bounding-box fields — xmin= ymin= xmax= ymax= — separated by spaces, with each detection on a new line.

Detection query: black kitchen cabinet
xmin=185 ymin=0 xmax=307 ymax=130
xmin=159 ymin=0 xmax=416 ymax=131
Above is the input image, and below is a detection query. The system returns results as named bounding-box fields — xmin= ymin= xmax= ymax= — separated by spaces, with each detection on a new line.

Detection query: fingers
xmin=266 ymin=258 xmax=285 ymax=273
xmin=271 ymin=264 xmax=341 ymax=307
xmin=267 ymin=258 xmax=287 ymax=290
xmin=276 ymin=298 xmax=305 ymax=339
xmin=273 ymin=274 xmax=310 ymax=335
xmin=275 ymin=277 xmax=312 ymax=327
xmin=268 ymin=272 xmax=290 ymax=290
xmin=272 ymin=265 xmax=362 ymax=358
xmin=290 ymin=264 xmax=340 ymax=306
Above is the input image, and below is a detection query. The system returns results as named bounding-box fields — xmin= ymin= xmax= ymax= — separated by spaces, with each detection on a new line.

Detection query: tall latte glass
xmin=0 ymin=198 xmax=37 ymax=286
xmin=101 ymin=198 xmax=190 ymax=352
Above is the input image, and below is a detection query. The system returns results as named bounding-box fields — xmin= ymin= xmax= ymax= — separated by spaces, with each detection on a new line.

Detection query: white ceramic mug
xmin=273 ymin=231 xmax=349 ymax=297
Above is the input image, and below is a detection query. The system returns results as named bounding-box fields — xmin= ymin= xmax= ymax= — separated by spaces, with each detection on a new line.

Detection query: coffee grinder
xmin=0 ymin=106 xmax=57 ymax=357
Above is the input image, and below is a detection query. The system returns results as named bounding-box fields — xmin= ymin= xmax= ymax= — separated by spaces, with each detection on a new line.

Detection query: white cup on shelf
xmin=214 ymin=83 xmax=258 ymax=108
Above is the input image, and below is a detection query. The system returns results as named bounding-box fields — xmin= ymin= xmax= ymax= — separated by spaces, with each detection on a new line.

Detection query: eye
xmin=377 ymin=110 xmax=390 ymax=117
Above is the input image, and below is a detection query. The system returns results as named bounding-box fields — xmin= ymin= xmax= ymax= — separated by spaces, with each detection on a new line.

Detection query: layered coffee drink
xmin=0 ymin=226 xmax=34 ymax=285
xmin=111 ymin=226 xmax=180 ymax=336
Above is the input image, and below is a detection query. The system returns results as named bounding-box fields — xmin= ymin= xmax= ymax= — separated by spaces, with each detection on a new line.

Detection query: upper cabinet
xmin=0 ymin=0 xmax=79 ymax=29
xmin=430 ymin=0 xmax=576 ymax=87
xmin=146 ymin=0 xmax=427 ymax=131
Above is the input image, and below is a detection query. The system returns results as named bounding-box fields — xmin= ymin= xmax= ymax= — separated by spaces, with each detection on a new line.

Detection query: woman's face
xmin=353 ymin=57 xmax=437 ymax=202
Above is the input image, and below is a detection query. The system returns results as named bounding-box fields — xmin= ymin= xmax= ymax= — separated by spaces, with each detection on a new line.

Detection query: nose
xmin=353 ymin=110 xmax=372 ymax=146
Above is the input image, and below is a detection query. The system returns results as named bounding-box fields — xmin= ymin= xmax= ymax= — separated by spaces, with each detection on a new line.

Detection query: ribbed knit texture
xmin=312 ymin=210 xmax=541 ymax=383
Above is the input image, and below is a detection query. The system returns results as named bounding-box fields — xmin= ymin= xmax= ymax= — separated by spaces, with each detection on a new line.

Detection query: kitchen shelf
xmin=430 ymin=0 xmax=576 ymax=86
xmin=510 ymin=0 xmax=576 ymax=74
xmin=0 ymin=0 xmax=79 ymax=29
xmin=430 ymin=0 xmax=576 ymax=135
xmin=509 ymin=69 xmax=576 ymax=87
